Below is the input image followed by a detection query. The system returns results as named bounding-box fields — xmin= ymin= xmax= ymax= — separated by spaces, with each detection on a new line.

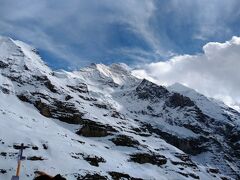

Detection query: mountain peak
xmin=0 ymin=35 xmax=51 ymax=74
xmin=0 ymin=36 xmax=19 ymax=58
xmin=78 ymin=63 xmax=138 ymax=86
xmin=168 ymin=82 xmax=194 ymax=93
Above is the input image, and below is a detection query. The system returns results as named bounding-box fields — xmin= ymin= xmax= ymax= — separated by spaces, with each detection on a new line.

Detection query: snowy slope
xmin=0 ymin=36 xmax=240 ymax=180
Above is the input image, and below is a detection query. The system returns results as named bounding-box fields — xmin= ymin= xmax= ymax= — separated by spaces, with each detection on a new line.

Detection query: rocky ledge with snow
xmin=0 ymin=36 xmax=240 ymax=180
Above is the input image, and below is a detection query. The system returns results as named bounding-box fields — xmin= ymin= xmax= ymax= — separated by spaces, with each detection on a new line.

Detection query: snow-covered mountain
xmin=0 ymin=36 xmax=240 ymax=180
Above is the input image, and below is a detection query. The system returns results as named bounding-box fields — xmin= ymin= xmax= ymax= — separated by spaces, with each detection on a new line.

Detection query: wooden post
xmin=12 ymin=143 xmax=24 ymax=180
xmin=16 ymin=143 xmax=24 ymax=176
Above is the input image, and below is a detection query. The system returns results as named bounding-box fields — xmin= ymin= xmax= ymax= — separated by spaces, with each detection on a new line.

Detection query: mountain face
xmin=0 ymin=36 xmax=240 ymax=180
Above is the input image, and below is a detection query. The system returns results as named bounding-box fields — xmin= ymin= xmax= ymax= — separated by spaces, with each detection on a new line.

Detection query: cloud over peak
xmin=132 ymin=36 xmax=240 ymax=111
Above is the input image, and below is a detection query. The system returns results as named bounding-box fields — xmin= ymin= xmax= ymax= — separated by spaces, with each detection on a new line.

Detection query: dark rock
xmin=208 ymin=168 xmax=220 ymax=174
xmin=166 ymin=93 xmax=195 ymax=108
xmin=65 ymin=95 xmax=73 ymax=101
xmin=228 ymin=131 xmax=240 ymax=143
xmin=221 ymin=176 xmax=231 ymax=180
xmin=71 ymin=139 xmax=85 ymax=144
xmin=93 ymin=103 xmax=108 ymax=109
xmin=34 ymin=100 xmax=84 ymax=124
xmin=183 ymin=123 xmax=208 ymax=135
xmin=106 ymin=80 xmax=119 ymax=88
xmin=51 ymin=100 xmax=84 ymax=124
xmin=70 ymin=152 xmax=105 ymax=166
xmin=142 ymin=123 xmax=207 ymax=155
xmin=32 ymin=146 xmax=39 ymax=150
xmin=13 ymin=144 xmax=30 ymax=150
xmin=147 ymin=106 xmax=153 ymax=111
xmin=109 ymin=171 xmax=143 ymax=180
xmin=83 ymin=154 xmax=106 ymax=167
xmin=111 ymin=110 xmax=124 ymax=119
xmin=23 ymin=65 xmax=29 ymax=70
xmin=34 ymin=101 xmax=52 ymax=117
xmin=67 ymin=83 xmax=88 ymax=94
xmin=33 ymin=75 xmax=57 ymax=93
xmin=0 ymin=86 xmax=10 ymax=94
xmin=42 ymin=144 xmax=48 ymax=150
xmin=135 ymin=79 xmax=169 ymax=101
xmin=177 ymin=172 xmax=199 ymax=179
xmin=17 ymin=94 xmax=32 ymax=103
xmin=79 ymin=95 xmax=97 ymax=101
xmin=44 ymin=80 xmax=57 ymax=93
xmin=0 ymin=169 xmax=7 ymax=174
xmin=111 ymin=135 xmax=140 ymax=147
xmin=129 ymin=152 xmax=167 ymax=166
xmin=70 ymin=153 xmax=81 ymax=159
xmin=189 ymin=173 xmax=200 ymax=179
xmin=76 ymin=120 xmax=117 ymax=137
xmin=76 ymin=173 xmax=108 ymax=180
xmin=0 ymin=61 xmax=8 ymax=68
xmin=27 ymin=156 xmax=45 ymax=161
xmin=0 ymin=152 xmax=7 ymax=157
xmin=177 ymin=172 xmax=189 ymax=178
xmin=4 ymin=75 xmax=23 ymax=83
xmin=172 ymin=153 xmax=197 ymax=168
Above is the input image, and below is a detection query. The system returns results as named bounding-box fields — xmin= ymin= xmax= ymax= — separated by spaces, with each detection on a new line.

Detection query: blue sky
xmin=0 ymin=0 xmax=240 ymax=69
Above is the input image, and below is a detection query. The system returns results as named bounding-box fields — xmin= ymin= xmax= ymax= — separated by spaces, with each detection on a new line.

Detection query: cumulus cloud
xmin=132 ymin=36 xmax=240 ymax=111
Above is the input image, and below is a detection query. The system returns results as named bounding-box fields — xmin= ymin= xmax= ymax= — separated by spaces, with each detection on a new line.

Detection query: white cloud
xmin=132 ymin=36 xmax=240 ymax=110
xmin=0 ymin=0 xmax=157 ymax=66
xmin=168 ymin=0 xmax=240 ymax=40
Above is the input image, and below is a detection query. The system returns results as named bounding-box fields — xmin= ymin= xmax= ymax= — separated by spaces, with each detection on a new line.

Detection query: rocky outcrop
xmin=76 ymin=120 xmax=117 ymax=137
xmin=110 ymin=135 xmax=140 ymax=148
xmin=165 ymin=93 xmax=195 ymax=108
xmin=76 ymin=173 xmax=108 ymax=180
xmin=27 ymin=156 xmax=45 ymax=161
xmin=33 ymin=75 xmax=57 ymax=93
xmin=135 ymin=79 xmax=169 ymax=101
xmin=0 ymin=61 xmax=8 ymax=68
xmin=142 ymin=123 xmax=207 ymax=155
xmin=67 ymin=83 xmax=88 ymax=94
xmin=109 ymin=171 xmax=143 ymax=180
xmin=0 ymin=169 xmax=7 ymax=174
xmin=82 ymin=154 xmax=106 ymax=167
xmin=129 ymin=152 xmax=167 ymax=166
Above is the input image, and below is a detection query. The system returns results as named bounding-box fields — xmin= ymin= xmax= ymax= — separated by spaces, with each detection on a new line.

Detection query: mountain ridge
xmin=0 ymin=36 xmax=240 ymax=180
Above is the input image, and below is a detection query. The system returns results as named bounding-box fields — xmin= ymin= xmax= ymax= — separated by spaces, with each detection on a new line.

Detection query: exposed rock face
xmin=142 ymin=123 xmax=207 ymax=155
xmin=76 ymin=173 xmax=108 ymax=180
xmin=0 ymin=169 xmax=7 ymax=174
xmin=93 ymin=103 xmax=108 ymax=109
xmin=76 ymin=120 xmax=117 ymax=137
xmin=110 ymin=135 xmax=140 ymax=147
xmin=135 ymin=79 xmax=169 ymax=101
xmin=27 ymin=156 xmax=45 ymax=161
xmin=70 ymin=152 xmax=106 ymax=167
xmin=0 ymin=61 xmax=8 ymax=68
xmin=67 ymin=83 xmax=88 ymax=94
xmin=82 ymin=154 xmax=106 ymax=167
xmin=129 ymin=153 xmax=167 ymax=166
xmin=33 ymin=75 xmax=57 ymax=93
xmin=34 ymin=100 xmax=84 ymax=124
xmin=171 ymin=153 xmax=197 ymax=168
xmin=108 ymin=171 xmax=143 ymax=180
xmin=166 ymin=93 xmax=195 ymax=108
xmin=35 ymin=101 xmax=52 ymax=117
